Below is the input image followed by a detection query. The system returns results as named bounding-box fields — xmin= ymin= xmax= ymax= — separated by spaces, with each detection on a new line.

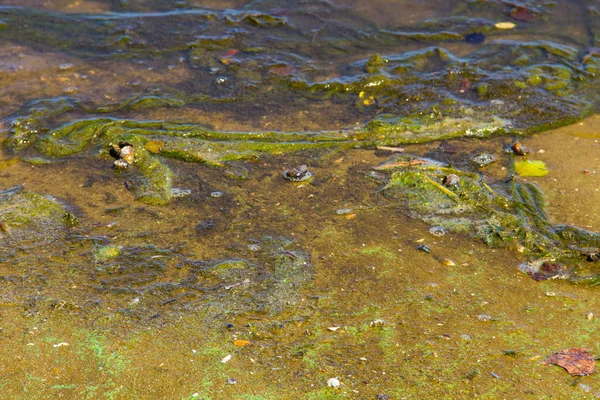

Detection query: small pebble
xmin=586 ymin=312 xmax=594 ymax=320
xmin=63 ymin=86 xmax=78 ymax=94
xmin=545 ymin=292 xmax=556 ymax=297
xmin=113 ymin=159 xmax=129 ymax=169
xmin=477 ymin=314 xmax=491 ymax=321
xmin=327 ymin=377 xmax=341 ymax=388
xmin=210 ymin=191 xmax=223 ymax=198
xmin=59 ymin=63 xmax=74 ymax=71
xmin=226 ymin=377 xmax=238 ymax=385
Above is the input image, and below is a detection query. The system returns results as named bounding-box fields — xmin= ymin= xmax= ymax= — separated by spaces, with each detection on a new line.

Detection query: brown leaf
xmin=510 ymin=6 xmax=539 ymax=22
xmin=543 ymin=348 xmax=596 ymax=376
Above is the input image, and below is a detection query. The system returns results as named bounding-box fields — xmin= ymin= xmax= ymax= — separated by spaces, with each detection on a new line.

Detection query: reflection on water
xmin=0 ymin=0 xmax=599 ymax=398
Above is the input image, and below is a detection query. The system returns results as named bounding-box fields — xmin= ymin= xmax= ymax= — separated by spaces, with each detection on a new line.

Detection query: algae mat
xmin=1 ymin=0 xmax=600 ymax=398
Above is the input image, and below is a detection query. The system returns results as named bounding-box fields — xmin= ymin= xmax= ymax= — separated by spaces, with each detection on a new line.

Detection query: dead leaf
xmin=233 ymin=339 xmax=252 ymax=347
xmin=543 ymin=348 xmax=596 ymax=376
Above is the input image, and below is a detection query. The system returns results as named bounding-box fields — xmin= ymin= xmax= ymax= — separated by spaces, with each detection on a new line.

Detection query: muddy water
xmin=1 ymin=1 xmax=600 ymax=399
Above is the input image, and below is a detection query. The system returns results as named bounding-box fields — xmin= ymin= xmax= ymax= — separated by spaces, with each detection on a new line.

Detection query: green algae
xmin=1 ymin=3 xmax=598 ymax=190
xmin=0 ymin=1 xmax=600 ymax=398
xmin=379 ymin=155 xmax=599 ymax=280
xmin=95 ymin=245 xmax=121 ymax=262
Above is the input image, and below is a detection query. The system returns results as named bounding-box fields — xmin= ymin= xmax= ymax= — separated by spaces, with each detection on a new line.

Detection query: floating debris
xmin=429 ymin=226 xmax=446 ymax=237
xmin=327 ymin=326 xmax=341 ymax=332
xmin=282 ymin=165 xmax=313 ymax=182
xmin=376 ymin=146 xmax=405 ymax=153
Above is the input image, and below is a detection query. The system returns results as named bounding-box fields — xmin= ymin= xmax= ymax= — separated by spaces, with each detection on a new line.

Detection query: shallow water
xmin=0 ymin=1 xmax=600 ymax=399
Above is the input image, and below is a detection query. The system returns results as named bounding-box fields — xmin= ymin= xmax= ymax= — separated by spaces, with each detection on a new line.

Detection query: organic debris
xmin=543 ymin=348 xmax=596 ymax=376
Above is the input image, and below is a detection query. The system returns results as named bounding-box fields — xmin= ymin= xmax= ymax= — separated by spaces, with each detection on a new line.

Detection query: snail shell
xmin=119 ymin=145 xmax=135 ymax=164
xmin=511 ymin=142 xmax=530 ymax=156
xmin=443 ymin=174 xmax=460 ymax=187
xmin=283 ymin=165 xmax=312 ymax=182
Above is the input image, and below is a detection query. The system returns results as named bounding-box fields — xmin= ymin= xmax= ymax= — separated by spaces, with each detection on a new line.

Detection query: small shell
xmin=511 ymin=142 xmax=530 ymax=156
xmin=113 ymin=159 xmax=129 ymax=169
xmin=283 ymin=165 xmax=313 ymax=182
xmin=443 ymin=174 xmax=460 ymax=187
xmin=327 ymin=377 xmax=341 ymax=388
xmin=429 ymin=226 xmax=446 ymax=237
xmin=119 ymin=145 xmax=135 ymax=164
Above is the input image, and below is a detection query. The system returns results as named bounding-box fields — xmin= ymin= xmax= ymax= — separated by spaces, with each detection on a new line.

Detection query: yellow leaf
xmin=233 ymin=339 xmax=252 ymax=347
xmin=515 ymin=160 xmax=548 ymax=177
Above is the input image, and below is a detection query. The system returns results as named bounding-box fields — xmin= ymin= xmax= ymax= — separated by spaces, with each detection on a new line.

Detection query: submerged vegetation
xmin=1 ymin=0 xmax=600 ymax=398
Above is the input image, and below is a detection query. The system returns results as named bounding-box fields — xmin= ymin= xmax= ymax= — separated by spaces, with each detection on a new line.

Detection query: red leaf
xmin=543 ymin=348 xmax=596 ymax=376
